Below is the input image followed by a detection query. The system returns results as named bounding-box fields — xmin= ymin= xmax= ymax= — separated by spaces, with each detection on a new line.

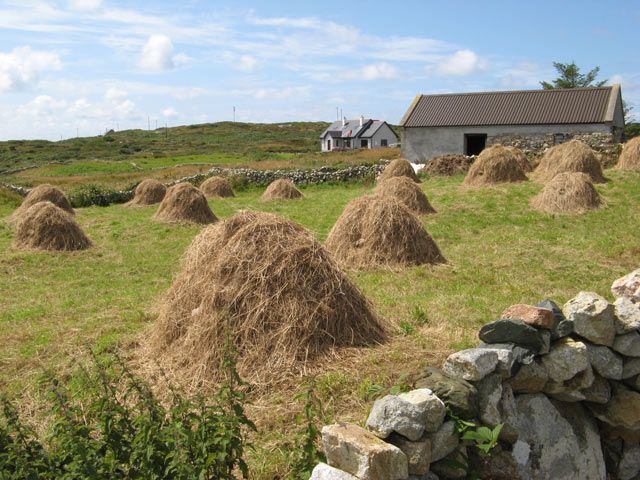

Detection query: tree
xmin=540 ymin=62 xmax=607 ymax=89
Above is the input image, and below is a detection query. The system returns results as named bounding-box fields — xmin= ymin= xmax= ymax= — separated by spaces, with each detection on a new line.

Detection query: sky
xmin=0 ymin=0 xmax=638 ymax=141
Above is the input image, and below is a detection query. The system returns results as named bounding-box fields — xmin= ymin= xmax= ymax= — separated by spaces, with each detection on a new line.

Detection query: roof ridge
xmin=417 ymin=85 xmax=614 ymax=98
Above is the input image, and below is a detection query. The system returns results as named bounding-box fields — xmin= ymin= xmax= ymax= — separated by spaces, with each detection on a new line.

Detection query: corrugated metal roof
xmin=401 ymin=86 xmax=617 ymax=127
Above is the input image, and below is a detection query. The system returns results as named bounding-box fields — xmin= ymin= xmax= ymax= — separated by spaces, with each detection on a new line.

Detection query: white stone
xmin=310 ymin=463 xmax=359 ymax=480
xmin=612 ymin=268 xmax=640 ymax=303
xmin=322 ymin=424 xmax=408 ymax=480
xmin=563 ymin=291 xmax=615 ymax=346
xmin=541 ymin=337 xmax=590 ymax=383
xmin=442 ymin=348 xmax=499 ymax=382
xmin=366 ymin=388 xmax=445 ymax=441
xmin=614 ymin=296 xmax=640 ymax=334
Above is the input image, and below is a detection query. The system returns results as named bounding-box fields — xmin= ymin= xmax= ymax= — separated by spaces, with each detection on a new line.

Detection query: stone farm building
xmin=320 ymin=116 xmax=398 ymax=152
xmin=399 ymin=85 xmax=625 ymax=162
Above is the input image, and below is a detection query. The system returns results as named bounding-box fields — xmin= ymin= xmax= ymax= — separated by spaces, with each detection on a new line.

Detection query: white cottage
xmin=320 ymin=116 xmax=397 ymax=152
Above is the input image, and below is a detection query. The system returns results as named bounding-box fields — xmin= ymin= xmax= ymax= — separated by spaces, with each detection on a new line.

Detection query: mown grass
xmin=1 ymin=170 xmax=639 ymax=478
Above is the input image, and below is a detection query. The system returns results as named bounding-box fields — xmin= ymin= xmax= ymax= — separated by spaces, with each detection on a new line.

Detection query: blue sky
xmin=0 ymin=0 xmax=638 ymax=140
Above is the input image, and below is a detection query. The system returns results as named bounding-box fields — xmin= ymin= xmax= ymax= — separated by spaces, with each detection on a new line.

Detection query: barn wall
xmin=402 ymin=123 xmax=613 ymax=162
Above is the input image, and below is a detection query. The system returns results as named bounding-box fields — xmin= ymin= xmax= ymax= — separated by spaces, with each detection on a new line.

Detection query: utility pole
xmin=336 ymin=107 xmax=339 ymax=120
xmin=76 ymin=127 xmax=79 ymax=138
xmin=155 ymin=119 xmax=158 ymax=130
xmin=233 ymin=106 xmax=236 ymax=122
xmin=147 ymin=116 xmax=150 ymax=131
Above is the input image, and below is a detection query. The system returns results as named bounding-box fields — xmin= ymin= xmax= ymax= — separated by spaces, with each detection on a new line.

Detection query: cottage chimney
xmin=359 ymin=115 xmax=364 ymax=127
xmin=342 ymin=117 xmax=346 ymax=127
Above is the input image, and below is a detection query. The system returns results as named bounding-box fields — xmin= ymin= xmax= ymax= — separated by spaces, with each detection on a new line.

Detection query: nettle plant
xmin=0 ymin=348 xmax=256 ymax=480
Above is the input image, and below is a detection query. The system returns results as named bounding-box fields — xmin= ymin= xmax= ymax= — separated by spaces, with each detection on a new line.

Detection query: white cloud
xmin=0 ymin=46 xmax=62 ymax=93
xmin=346 ymin=63 xmax=400 ymax=81
xmin=237 ymin=55 xmax=257 ymax=72
xmin=17 ymin=95 xmax=67 ymax=117
xmin=140 ymin=34 xmax=175 ymax=71
xmin=67 ymin=0 xmax=103 ymax=11
xmin=434 ymin=49 xmax=486 ymax=76
xmin=252 ymin=86 xmax=310 ymax=101
xmin=104 ymin=86 xmax=128 ymax=102
xmin=163 ymin=106 xmax=178 ymax=118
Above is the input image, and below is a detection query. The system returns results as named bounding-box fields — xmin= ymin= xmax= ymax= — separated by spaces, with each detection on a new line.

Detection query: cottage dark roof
xmin=400 ymin=85 xmax=621 ymax=128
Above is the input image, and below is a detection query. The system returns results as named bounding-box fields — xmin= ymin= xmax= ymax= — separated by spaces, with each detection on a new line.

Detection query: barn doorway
xmin=464 ymin=134 xmax=487 ymax=156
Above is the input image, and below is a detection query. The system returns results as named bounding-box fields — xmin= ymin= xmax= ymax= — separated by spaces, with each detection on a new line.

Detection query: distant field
xmin=1 ymin=170 xmax=638 ymax=478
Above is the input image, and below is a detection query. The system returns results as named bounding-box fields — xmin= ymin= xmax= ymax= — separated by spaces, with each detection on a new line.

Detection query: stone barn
xmin=400 ymin=85 xmax=625 ymax=162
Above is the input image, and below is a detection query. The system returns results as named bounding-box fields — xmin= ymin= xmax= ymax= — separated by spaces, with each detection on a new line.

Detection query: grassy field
xmin=1 ymin=170 xmax=639 ymax=477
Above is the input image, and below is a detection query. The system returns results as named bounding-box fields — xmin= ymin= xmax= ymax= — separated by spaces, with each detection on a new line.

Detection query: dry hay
xmin=533 ymin=140 xmax=606 ymax=184
xmin=375 ymin=176 xmax=436 ymax=215
xmin=616 ymin=136 xmax=640 ymax=171
xmin=325 ymin=194 xmax=445 ymax=269
xmin=14 ymin=201 xmax=91 ymax=251
xmin=200 ymin=176 xmax=235 ymax=198
xmin=126 ymin=179 xmax=166 ymax=206
xmin=505 ymin=146 xmax=533 ymax=172
xmin=261 ymin=178 xmax=303 ymax=201
xmin=531 ymin=172 xmax=604 ymax=214
xmin=423 ymin=155 xmax=475 ymax=176
xmin=9 ymin=184 xmax=73 ymax=224
xmin=464 ymin=145 xmax=528 ymax=186
xmin=378 ymin=158 xmax=420 ymax=183
xmin=148 ymin=210 xmax=386 ymax=386
xmin=153 ymin=182 xmax=217 ymax=224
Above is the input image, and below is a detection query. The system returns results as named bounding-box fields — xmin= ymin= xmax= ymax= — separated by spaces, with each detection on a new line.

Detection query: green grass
xmin=1 ymin=171 xmax=639 ymax=478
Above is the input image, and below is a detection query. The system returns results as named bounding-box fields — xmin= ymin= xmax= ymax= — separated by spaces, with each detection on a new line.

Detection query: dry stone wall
xmin=312 ymin=268 xmax=640 ymax=480
xmin=487 ymin=132 xmax=621 ymax=166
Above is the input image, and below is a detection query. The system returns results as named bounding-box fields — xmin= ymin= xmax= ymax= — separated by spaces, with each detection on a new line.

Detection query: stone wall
xmin=487 ymin=132 xmax=621 ymax=167
xmin=311 ymin=269 xmax=640 ymax=480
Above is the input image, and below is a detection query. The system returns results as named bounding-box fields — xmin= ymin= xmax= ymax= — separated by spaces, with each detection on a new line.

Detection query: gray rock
xmin=618 ymin=443 xmax=640 ymax=480
xmin=366 ymin=389 xmax=445 ymax=441
xmin=468 ymin=445 xmax=520 ymax=480
xmin=581 ymin=373 xmax=611 ymax=404
xmin=623 ymin=358 xmax=640 ymax=379
xmin=388 ymin=433 xmax=431 ymax=476
xmin=624 ymin=374 xmax=640 ymax=392
xmin=509 ymin=394 xmax=606 ymax=480
xmin=427 ymin=421 xmax=459 ymax=463
xmin=536 ymin=299 xmax=566 ymax=323
xmin=612 ymin=268 xmax=640 ymax=303
xmin=321 ymin=424 xmax=408 ymax=480
xmin=542 ymin=338 xmax=594 ymax=402
xmin=430 ymin=445 xmax=467 ymax=479
xmin=477 ymin=373 xmax=503 ymax=427
xmin=553 ymin=319 xmax=575 ymax=340
xmin=586 ymin=342 xmax=623 ymax=380
xmin=541 ymin=337 xmax=591 ymax=383
xmin=479 ymin=319 xmax=546 ymax=352
xmin=310 ymin=463 xmax=359 ymax=480
xmin=563 ymin=291 xmax=616 ymax=346
xmin=508 ymin=359 xmax=549 ymax=393
xmin=414 ymin=367 xmax=477 ymax=419
xmin=539 ymin=330 xmax=551 ymax=354
xmin=589 ymin=384 xmax=640 ymax=430
xmin=613 ymin=331 xmax=640 ymax=357
xmin=475 ymin=345 xmax=515 ymax=378
xmin=614 ymin=297 xmax=640 ymax=334
xmin=442 ymin=348 xmax=499 ymax=382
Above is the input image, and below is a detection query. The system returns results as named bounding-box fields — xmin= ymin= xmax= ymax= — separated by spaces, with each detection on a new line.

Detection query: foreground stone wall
xmin=312 ymin=269 xmax=640 ymax=480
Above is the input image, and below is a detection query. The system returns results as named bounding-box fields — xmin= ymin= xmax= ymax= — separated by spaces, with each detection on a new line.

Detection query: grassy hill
xmin=0 ymin=121 xmax=401 ymax=190
xmin=0 ymin=122 xmax=329 ymax=172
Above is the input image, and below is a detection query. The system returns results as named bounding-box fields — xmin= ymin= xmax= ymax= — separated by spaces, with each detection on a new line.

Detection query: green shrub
xmin=0 ymin=348 xmax=255 ymax=479
xmin=68 ymin=185 xmax=133 ymax=208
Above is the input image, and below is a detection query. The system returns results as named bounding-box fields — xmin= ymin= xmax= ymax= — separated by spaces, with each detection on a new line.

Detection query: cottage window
xmin=381 ymin=139 xmax=388 ymax=147
xmin=327 ymin=139 xmax=331 ymax=150
xmin=344 ymin=139 xmax=351 ymax=148
xmin=361 ymin=139 xmax=368 ymax=148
